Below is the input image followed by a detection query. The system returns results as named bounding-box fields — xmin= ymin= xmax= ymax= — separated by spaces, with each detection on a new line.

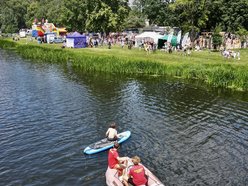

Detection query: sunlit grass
xmin=0 ymin=38 xmax=248 ymax=90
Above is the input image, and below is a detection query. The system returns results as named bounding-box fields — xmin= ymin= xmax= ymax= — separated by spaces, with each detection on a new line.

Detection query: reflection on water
xmin=0 ymin=49 xmax=248 ymax=186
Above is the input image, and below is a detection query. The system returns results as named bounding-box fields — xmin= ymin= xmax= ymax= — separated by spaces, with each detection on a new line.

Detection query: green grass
xmin=0 ymin=38 xmax=248 ymax=91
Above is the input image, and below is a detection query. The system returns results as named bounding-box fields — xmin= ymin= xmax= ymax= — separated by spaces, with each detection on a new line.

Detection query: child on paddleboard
xmin=106 ymin=122 xmax=118 ymax=141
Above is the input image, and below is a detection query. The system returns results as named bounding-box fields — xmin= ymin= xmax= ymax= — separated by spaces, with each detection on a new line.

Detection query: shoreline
xmin=0 ymin=38 xmax=247 ymax=91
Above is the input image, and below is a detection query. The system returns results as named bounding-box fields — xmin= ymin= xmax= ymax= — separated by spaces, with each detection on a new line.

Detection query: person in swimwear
xmin=106 ymin=122 xmax=118 ymax=141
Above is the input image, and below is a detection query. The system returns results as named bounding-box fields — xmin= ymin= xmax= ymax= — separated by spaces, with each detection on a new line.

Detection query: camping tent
xmin=135 ymin=32 xmax=163 ymax=47
xmin=157 ymin=35 xmax=177 ymax=49
xmin=66 ymin=32 xmax=87 ymax=48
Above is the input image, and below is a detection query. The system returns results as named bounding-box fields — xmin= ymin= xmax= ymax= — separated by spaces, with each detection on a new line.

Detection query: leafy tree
xmin=60 ymin=0 xmax=87 ymax=32
xmin=86 ymin=0 xmax=129 ymax=33
xmin=212 ymin=25 xmax=222 ymax=50
xmin=220 ymin=0 xmax=248 ymax=32
xmin=0 ymin=0 xmax=28 ymax=32
xmin=86 ymin=2 xmax=118 ymax=33
xmin=0 ymin=0 xmax=247 ymax=35
xmin=25 ymin=1 xmax=40 ymax=28
xmin=45 ymin=0 xmax=65 ymax=27
xmin=169 ymin=0 xmax=209 ymax=42
xmin=0 ymin=6 xmax=18 ymax=33
xmin=133 ymin=0 xmax=174 ymax=26
xmin=236 ymin=27 xmax=248 ymax=48
xmin=125 ymin=9 xmax=146 ymax=28
xmin=204 ymin=0 xmax=223 ymax=31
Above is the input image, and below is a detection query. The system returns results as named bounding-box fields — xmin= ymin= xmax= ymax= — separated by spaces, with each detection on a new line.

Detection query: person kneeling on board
xmin=106 ymin=122 xmax=118 ymax=141
xmin=108 ymin=142 xmax=128 ymax=177
xmin=123 ymin=156 xmax=148 ymax=186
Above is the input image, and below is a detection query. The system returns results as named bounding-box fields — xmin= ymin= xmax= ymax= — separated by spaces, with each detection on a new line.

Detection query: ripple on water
xmin=0 ymin=49 xmax=248 ymax=185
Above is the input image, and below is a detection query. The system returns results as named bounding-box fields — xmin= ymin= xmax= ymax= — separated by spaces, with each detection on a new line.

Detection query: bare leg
xmin=122 ymin=180 xmax=129 ymax=186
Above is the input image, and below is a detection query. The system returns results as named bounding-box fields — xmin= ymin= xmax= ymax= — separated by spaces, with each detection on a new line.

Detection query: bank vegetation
xmin=0 ymin=39 xmax=248 ymax=91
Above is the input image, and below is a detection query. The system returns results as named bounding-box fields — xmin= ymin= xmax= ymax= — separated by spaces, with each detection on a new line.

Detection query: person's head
xmin=113 ymin=142 xmax=120 ymax=149
xmin=110 ymin=122 xmax=116 ymax=129
xmin=131 ymin=156 xmax=141 ymax=165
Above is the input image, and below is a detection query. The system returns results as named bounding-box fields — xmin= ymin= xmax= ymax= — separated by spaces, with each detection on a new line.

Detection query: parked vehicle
xmin=19 ymin=29 xmax=26 ymax=38
xmin=53 ymin=37 xmax=64 ymax=43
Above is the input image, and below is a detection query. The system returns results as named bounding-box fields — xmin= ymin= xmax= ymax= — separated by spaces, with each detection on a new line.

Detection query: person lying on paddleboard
xmin=106 ymin=122 xmax=118 ymax=141
xmin=108 ymin=142 xmax=128 ymax=178
xmin=123 ymin=156 xmax=148 ymax=186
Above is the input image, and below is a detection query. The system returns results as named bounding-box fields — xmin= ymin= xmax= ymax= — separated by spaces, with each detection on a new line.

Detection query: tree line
xmin=0 ymin=0 xmax=247 ymax=36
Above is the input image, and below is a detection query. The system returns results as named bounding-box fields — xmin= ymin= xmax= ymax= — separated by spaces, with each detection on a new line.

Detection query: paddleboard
xmin=83 ymin=131 xmax=131 ymax=155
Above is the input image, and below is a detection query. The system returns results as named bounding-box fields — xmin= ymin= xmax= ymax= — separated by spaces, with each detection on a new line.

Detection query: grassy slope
xmin=1 ymin=38 xmax=248 ymax=90
xmin=13 ymin=38 xmax=248 ymax=65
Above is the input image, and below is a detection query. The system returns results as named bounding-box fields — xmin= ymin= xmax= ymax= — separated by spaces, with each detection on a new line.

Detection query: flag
xmin=167 ymin=29 xmax=174 ymax=43
xmin=181 ymin=32 xmax=189 ymax=47
xmin=177 ymin=31 xmax=181 ymax=44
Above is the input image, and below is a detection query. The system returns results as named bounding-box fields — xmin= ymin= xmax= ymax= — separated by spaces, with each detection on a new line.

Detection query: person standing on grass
xmin=108 ymin=39 xmax=111 ymax=49
xmin=121 ymin=40 xmax=125 ymax=48
xmin=237 ymin=51 xmax=240 ymax=60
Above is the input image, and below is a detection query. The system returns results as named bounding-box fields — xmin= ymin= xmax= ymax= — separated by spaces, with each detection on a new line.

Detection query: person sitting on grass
xmin=106 ymin=122 xmax=118 ymax=141
xmin=123 ymin=156 xmax=148 ymax=186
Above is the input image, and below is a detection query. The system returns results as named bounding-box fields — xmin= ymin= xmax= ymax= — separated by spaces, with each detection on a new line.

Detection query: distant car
xmin=26 ymin=29 xmax=32 ymax=36
xmin=53 ymin=37 xmax=64 ymax=43
xmin=19 ymin=30 xmax=26 ymax=38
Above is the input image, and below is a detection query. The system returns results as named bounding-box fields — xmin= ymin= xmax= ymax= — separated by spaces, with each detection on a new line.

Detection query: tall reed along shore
xmin=0 ymin=39 xmax=248 ymax=91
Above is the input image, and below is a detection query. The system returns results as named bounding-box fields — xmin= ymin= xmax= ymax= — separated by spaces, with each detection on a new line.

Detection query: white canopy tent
xmin=135 ymin=32 xmax=163 ymax=47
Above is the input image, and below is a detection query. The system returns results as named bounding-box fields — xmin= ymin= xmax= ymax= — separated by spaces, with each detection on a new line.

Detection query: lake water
xmin=0 ymin=49 xmax=247 ymax=186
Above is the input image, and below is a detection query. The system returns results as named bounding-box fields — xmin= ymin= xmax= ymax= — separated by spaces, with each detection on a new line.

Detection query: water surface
xmin=0 ymin=49 xmax=247 ymax=186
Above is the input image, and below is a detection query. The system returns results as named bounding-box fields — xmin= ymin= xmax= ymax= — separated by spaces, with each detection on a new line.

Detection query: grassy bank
xmin=0 ymin=38 xmax=248 ymax=91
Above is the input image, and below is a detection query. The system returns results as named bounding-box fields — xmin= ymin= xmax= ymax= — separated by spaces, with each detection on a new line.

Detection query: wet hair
xmin=114 ymin=142 xmax=120 ymax=149
xmin=132 ymin=156 xmax=141 ymax=165
xmin=110 ymin=122 xmax=116 ymax=129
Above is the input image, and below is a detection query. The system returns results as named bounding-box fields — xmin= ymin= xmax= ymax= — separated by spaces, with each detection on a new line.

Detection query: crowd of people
xmin=18 ymin=33 xmax=243 ymax=61
xmin=8 ymin=31 xmax=244 ymax=61
xmin=221 ymin=48 xmax=241 ymax=60
xmin=86 ymin=33 xmax=136 ymax=50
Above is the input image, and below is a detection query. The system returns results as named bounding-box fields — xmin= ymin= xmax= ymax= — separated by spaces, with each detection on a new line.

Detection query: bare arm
xmin=117 ymin=156 xmax=128 ymax=162
xmin=106 ymin=128 xmax=109 ymax=137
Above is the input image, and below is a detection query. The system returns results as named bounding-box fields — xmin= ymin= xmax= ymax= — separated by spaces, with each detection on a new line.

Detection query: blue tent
xmin=66 ymin=32 xmax=87 ymax=48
